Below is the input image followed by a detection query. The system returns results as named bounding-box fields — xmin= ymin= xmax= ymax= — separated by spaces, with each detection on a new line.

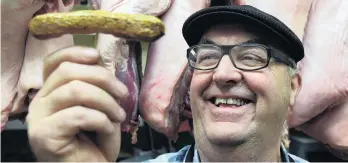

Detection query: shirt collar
xmin=186 ymin=143 xmax=292 ymax=162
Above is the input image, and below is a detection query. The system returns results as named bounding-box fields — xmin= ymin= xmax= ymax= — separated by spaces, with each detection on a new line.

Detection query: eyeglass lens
xmin=188 ymin=44 xmax=269 ymax=70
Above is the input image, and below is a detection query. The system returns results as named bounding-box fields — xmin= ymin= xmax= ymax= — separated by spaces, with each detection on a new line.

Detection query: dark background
xmin=1 ymin=120 xmax=345 ymax=162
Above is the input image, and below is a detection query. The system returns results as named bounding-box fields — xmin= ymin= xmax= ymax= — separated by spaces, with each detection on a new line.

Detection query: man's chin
xmin=204 ymin=122 xmax=251 ymax=146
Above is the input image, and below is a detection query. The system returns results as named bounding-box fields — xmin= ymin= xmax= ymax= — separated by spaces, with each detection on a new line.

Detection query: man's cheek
xmin=191 ymin=74 xmax=211 ymax=95
xmin=269 ymin=66 xmax=292 ymax=97
xmin=189 ymin=88 xmax=201 ymax=115
xmin=243 ymin=74 xmax=272 ymax=97
xmin=244 ymin=74 xmax=281 ymax=116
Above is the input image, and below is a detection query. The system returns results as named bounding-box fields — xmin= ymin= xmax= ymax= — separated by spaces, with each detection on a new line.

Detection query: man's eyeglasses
xmin=186 ymin=41 xmax=296 ymax=71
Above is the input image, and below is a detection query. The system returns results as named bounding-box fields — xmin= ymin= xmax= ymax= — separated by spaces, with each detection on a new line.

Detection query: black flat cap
xmin=182 ymin=5 xmax=304 ymax=63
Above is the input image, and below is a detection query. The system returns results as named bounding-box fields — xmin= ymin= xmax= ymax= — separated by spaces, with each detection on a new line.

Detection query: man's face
xmin=189 ymin=24 xmax=301 ymax=147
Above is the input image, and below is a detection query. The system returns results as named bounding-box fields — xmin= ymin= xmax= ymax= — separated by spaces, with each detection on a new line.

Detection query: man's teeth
xmin=214 ymin=98 xmax=248 ymax=106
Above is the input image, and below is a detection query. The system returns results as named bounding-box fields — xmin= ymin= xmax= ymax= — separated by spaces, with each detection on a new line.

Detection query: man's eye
xmin=240 ymin=53 xmax=265 ymax=61
xmin=198 ymin=53 xmax=219 ymax=62
xmin=201 ymin=55 xmax=216 ymax=60
xmin=241 ymin=54 xmax=259 ymax=60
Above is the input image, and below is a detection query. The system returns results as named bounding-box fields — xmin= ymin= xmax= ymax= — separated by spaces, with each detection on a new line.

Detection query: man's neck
xmin=196 ymin=139 xmax=282 ymax=162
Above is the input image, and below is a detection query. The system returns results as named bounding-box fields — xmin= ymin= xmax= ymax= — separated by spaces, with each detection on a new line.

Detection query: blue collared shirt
xmin=143 ymin=144 xmax=308 ymax=162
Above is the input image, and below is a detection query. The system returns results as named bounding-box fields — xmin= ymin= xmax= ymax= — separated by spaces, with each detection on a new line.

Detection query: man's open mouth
xmin=208 ymin=97 xmax=252 ymax=107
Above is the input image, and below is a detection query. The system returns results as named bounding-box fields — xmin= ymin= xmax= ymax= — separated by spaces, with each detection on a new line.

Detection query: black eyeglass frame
xmin=186 ymin=42 xmax=296 ymax=71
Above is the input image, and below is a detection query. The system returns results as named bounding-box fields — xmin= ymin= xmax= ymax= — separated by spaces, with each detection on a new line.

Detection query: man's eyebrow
xmin=199 ymin=38 xmax=217 ymax=44
xmin=243 ymin=39 xmax=269 ymax=45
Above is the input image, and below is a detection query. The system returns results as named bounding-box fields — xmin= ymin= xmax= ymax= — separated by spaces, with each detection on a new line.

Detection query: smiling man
xmin=25 ymin=5 xmax=308 ymax=163
xmin=148 ymin=5 xmax=306 ymax=162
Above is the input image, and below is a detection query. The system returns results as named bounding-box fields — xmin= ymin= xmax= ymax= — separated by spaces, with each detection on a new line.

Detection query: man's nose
xmin=212 ymin=55 xmax=242 ymax=86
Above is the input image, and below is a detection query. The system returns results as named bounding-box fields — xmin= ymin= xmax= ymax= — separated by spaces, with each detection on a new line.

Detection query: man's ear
xmin=290 ymin=73 xmax=302 ymax=107
xmin=287 ymin=73 xmax=302 ymax=121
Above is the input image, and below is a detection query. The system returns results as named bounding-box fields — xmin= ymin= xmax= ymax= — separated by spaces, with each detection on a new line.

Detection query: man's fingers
xmin=97 ymin=123 xmax=121 ymax=162
xmin=28 ymin=106 xmax=118 ymax=157
xmin=42 ymin=46 xmax=100 ymax=82
xmin=50 ymin=106 xmax=117 ymax=137
xmin=32 ymin=80 xmax=126 ymax=122
xmin=50 ymin=106 xmax=120 ymax=161
xmin=38 ymin=61 xmax=129 ymax=100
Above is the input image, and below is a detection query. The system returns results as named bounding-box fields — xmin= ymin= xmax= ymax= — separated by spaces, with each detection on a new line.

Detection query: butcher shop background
xmin=1 ymin=0 xmax=347 ymax=162
xmin=1 ymin=2 xmax=186 ymax=161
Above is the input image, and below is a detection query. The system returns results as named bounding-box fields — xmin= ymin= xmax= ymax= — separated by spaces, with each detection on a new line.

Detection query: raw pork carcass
xmin=11 ymin=0 xmax=75 ymax=115
xmin=288 ymin=0 xmax=348 ymax=153
xmin=1 ymin=0 xmax=76 ymax=131
xmin=1 ymin=0 xmax=44 ymax=131
xmin=0 ymin=0 xmax=171 ymax=142
xmin=232 ymin=0 xmax=313 ymax=40
xmin=139 ymin=0 xmax=211 ymax=140
xmin=94 ymin=0 xmax=171 ymax=143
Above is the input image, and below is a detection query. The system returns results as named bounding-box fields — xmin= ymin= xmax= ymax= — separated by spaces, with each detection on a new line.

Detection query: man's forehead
xmin=201 ymin=24 xmax=261 ymax=45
